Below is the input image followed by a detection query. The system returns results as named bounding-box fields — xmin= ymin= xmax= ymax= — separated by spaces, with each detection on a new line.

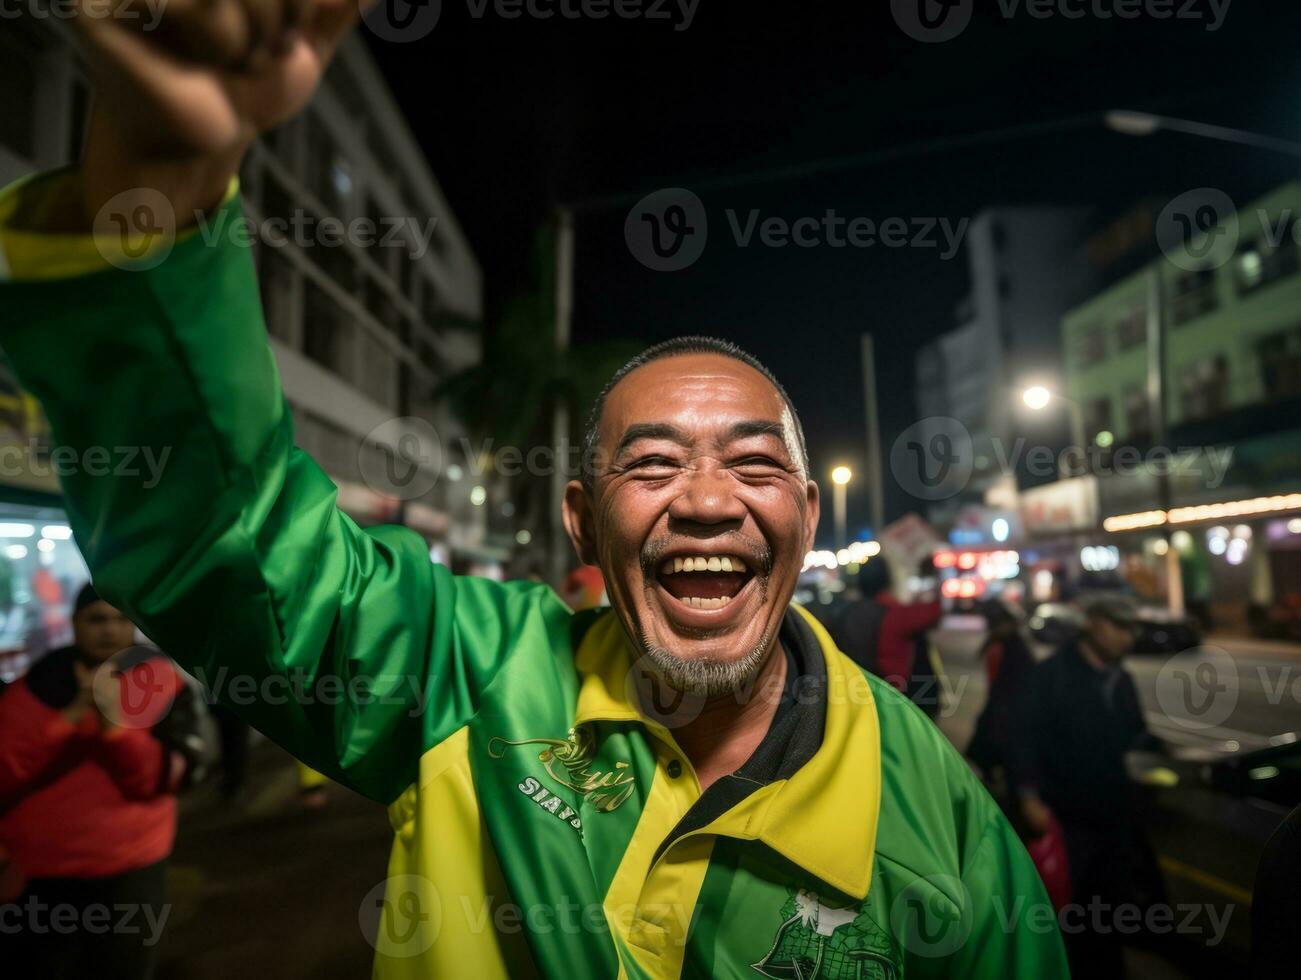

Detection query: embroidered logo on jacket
xmin=753 ymin=889 xmax=900 ymax=980
xmin=488 ymin=726 xmax=636 ymax=813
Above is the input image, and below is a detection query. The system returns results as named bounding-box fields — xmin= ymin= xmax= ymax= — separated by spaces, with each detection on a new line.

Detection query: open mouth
xmin=654 ymin=554 xmax=756 ymax=611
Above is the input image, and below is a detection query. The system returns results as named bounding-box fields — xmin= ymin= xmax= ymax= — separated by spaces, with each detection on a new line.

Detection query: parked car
xmin=1026 ymin=602 xmax=1085 ymax=646
xmin=1027 ymin=600 xmax=1201 ymax=654
xmin=1129 ymin=735 xmax=1301 ymax=969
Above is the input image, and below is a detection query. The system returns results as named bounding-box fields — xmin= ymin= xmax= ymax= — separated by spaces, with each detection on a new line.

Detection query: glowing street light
xmin=1022 ymin=385 xmax=1053 ymax=412
xmin=830 ymin=465 xmax=852 ymax=550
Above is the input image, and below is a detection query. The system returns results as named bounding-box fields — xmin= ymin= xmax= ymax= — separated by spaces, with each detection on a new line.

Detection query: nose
xmin=667 ymin=463 xmax=747 ymax=528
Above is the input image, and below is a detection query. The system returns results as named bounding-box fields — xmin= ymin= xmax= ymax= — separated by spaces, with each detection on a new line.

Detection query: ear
xmin=562 ymin=479 xmax=599 ymax=566
xmin=803 ymin=480 xmax=821 ymax=554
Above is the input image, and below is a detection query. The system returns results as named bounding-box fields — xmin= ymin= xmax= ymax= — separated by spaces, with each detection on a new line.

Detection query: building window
xmin=303 ymin=282 xmax=347 ymax=375
xmin=1170 ymin=269 xmax=1218 ymax=326
xmin=1115 ymin=306 xmax=1147 ymax=351
xmin=1257 ymin=325 xmax=1301 ymax=401
xmin=1178 ymin=355 xmax=1230 ymax=422
xmin=1084 ymin=396 xmax=1113 ymax=441
xmin=1235 ymin=221 xmax=1299 ymax=296
xmin=1074 ymin=322 xmax=1107 ymax=368
xmin=1123 ymin=386 xmax=1151 ymax=441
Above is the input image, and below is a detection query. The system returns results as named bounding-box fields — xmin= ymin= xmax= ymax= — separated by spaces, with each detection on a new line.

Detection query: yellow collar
xmin=572 ymin=605 xmax=881 ymax=900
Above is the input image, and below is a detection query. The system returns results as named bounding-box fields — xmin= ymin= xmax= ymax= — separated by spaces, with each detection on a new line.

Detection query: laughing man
xmin=0 ymin=2 xmax=1066 ymax=977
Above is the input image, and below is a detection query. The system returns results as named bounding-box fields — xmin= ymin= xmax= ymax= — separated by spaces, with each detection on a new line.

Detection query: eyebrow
xmin=612 ymin=419 xmax=791 ymax=459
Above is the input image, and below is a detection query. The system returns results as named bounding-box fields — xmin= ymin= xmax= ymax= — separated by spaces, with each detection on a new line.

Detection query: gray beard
xmin=636 ymin=631 xmax=774 ymax=698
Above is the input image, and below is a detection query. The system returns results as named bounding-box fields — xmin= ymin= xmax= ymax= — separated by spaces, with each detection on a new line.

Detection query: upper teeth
xmin=662 ymin=556 xmax=748 ymax=574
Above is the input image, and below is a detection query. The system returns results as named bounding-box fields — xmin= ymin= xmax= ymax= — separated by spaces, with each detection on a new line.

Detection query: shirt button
xmin=666 ymin=759 xmax=683 ymax=778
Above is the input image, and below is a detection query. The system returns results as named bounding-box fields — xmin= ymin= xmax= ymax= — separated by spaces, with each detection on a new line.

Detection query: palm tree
xmin=434 ymin=218 xmax=641 ymax=577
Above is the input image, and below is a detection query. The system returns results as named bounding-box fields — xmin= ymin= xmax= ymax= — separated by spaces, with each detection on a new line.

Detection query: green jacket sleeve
xmin=0 ymin=178 xmax=564 ymax=803
xmin=942 ymin=813 xmax=1071 ymax=979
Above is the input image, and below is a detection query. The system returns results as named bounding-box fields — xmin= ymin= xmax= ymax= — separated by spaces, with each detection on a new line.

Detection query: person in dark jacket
xmin=967 ymin=599 xmax=1036 ymax=790
xmin=0 ymin=584 xmax=204 ymax=979
xmin=1007 ymin=597 xmax=1164 ymax=979
xmin=839 ymin=555 xmax=942 ymax=699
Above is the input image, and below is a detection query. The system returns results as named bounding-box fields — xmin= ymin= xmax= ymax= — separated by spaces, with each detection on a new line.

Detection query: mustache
xmin=640 ymin=534 xmax=774 ymax=578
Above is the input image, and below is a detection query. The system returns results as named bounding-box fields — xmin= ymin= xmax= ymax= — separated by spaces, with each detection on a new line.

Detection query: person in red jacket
xmin=839 ymin=555 xmax=942 ymax=693
xmin=0 ymin=584 xmax=203 ymax=979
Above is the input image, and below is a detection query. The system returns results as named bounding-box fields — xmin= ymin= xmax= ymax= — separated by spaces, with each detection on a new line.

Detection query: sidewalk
xmin=158 ymin=744 xmax=392 ymax=980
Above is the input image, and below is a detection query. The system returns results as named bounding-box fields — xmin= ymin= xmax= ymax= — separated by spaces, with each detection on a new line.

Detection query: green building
xmin=1058 ymin=182 xmax=1301 ymax=636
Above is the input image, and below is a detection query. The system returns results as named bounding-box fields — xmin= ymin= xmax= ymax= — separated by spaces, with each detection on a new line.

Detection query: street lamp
xmin=1021 ymin=385 xmax=1052 ymax=412
xmin=831 ymin=466 xmax=852 ymax=551
xmin=1020 ymin=385 xmax=1085 ymax=451
xmin=1104 ymin=111 xmax=1301 ymax=159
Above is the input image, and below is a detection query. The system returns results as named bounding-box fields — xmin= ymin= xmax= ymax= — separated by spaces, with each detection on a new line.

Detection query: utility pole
xmin=861 ymin=334 xmax=884 ymax=534
xmin=1146 ymin=264 xmax=1185 ymax=616
xmin=551 ymin=208 xmax=575 ymax=588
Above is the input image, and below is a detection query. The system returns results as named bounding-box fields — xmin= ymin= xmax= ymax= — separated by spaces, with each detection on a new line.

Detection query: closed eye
xmin=626 ymin=455 xmax=682 ymax=475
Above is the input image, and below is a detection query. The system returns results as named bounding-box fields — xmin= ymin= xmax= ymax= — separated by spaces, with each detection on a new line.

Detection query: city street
xmin=931 ymin=622 xmax=1301 ymax=761
xmin=931 ymin=622 xmax=1301 ymax=978
xmin=156 ymin=745 xmax=392 ymax=980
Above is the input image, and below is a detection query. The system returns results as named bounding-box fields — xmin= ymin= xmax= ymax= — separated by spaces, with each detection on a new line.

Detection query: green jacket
xmin=0 ymin=173 xmax=1068 ymax=979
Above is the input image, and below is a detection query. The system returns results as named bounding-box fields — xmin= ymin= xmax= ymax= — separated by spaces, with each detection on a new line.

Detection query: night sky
xmin=366 ymin=2 xmax=1301 ymax=544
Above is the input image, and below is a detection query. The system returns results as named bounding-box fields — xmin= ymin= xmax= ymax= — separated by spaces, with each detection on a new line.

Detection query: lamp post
xmin=1021 ymin=385 xmax=1086 ymax=457
xmin=831 ymin=466 xmax=852 ymax=551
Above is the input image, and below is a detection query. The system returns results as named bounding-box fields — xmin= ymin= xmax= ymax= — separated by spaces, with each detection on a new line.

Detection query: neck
xmin=670 ymin=641 xmax=788 ymax=793
xmin=1077 ymin=637 xmax=1110 ymax=671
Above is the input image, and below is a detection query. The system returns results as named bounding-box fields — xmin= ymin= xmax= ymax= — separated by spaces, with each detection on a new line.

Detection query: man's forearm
xmin=80 ymin=108 xmax=247 ymax=233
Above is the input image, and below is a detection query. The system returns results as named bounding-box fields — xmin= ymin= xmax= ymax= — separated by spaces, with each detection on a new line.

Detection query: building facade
xmin=914 ymin=206 xmax=1093 ymax=531
xmin=1056 ymin=182 xmax=1301 ymax=633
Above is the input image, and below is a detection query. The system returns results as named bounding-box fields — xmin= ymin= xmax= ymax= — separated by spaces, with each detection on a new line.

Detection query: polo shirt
xmin=0 ymin=171 xmax=1068 ymax=978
